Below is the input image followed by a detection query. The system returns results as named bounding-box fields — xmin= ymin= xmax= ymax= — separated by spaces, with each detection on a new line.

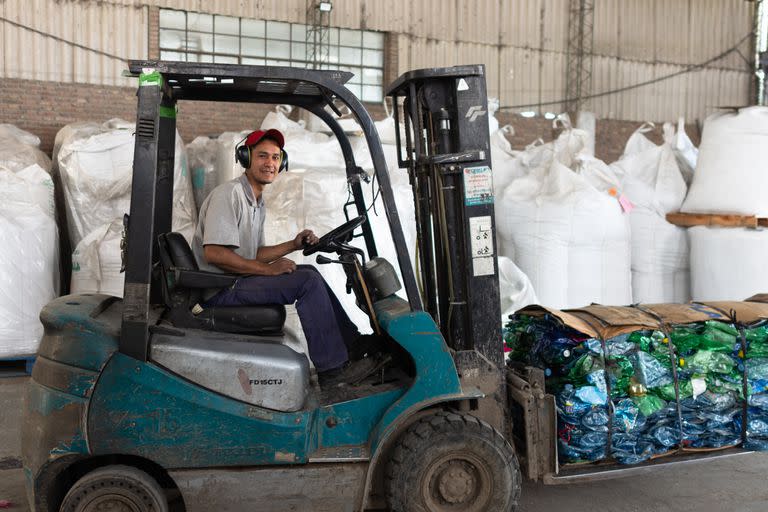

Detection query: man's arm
xmin=203 ymin=245 xmax=295 ymax=275
xmin=255 ymin=229 xmax=319 ymax=263
xmin=254 ymin=240 xmax=299 ymax=263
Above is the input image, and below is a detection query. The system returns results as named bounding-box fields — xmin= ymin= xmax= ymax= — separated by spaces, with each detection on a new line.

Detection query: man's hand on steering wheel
xmin=303 ymin=215 xmax=367 ymax=256
xmin=293 ymin=229 xmax=319 ymax=251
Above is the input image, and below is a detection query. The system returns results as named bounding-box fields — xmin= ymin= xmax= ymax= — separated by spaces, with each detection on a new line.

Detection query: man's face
xmin=246 ymin=139 xmax=282 ymax=185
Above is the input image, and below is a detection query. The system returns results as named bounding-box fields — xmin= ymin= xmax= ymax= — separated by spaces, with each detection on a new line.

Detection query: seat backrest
xmin=156 ymin=232 xmax=286 ymax=335
xmin=162 ymin=232 xmax=199 ymax=271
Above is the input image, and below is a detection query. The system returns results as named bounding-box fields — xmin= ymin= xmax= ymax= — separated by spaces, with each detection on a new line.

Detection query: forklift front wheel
xmin=384 ymin=410 xmax=521 ymax=512
xmin=59 ymin=465 xmax=169 ymax=512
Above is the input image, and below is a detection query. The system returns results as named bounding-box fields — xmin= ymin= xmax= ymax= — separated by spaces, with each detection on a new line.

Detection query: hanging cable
xmin=499 ymin=31 xmax=754 ymax=111
xmin=0 ymin=16 xmax=127 ymax=62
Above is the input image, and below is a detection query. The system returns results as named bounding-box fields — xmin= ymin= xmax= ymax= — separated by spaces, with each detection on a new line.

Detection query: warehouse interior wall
xmin=0 ymin=0 xmax=744 ymax=161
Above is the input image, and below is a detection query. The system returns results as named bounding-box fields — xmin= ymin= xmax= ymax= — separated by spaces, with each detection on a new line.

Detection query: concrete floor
xmin=2 ymin=375 xmax=768 ymax=512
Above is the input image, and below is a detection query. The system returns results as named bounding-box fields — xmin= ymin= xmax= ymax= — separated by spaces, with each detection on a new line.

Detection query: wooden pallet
xmin=0 ymin=356 xmax=35 ymax=378
xmin=666 ymin=211 xmax=768 ymax=229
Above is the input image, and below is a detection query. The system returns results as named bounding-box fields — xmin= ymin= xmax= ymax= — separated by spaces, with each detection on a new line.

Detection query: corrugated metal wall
xmin=1 ymin=0 xmax=147 ymax=86
xmin=1 ymin=0 xmax=755 ymax=121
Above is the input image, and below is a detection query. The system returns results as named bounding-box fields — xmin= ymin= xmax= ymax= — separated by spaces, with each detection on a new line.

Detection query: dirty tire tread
xmin=59 ymin=464 xmax=168 ymax=512
xmin=384 ymin=410 xmax=521 ymax=512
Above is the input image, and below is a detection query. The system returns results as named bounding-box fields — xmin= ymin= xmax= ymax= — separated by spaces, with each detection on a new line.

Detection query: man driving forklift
xmin=191 ymin=128 xmax=380 ymax=386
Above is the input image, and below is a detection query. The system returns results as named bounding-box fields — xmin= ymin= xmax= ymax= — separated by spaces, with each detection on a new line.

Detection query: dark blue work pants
xmin=204 ymin=265 xmax=356 ymax=371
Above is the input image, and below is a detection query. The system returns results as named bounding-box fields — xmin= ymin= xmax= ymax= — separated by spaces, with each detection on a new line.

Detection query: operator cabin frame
xmin=122 ymin=60 xmax=421 ymax=362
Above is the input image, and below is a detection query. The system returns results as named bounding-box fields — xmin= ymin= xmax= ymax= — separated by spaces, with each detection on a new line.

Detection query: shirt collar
xmin=238 ymin=173 xmax=264 ymax=207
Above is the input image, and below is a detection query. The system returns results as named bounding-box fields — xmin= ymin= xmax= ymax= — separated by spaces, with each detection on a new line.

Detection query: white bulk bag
xmin=0 ymin=124 xmax=41 ymax=147
xmin=57 ymin=122 xmax=197 ymax=247
xmin=0 ymin=135 xmax=52 ymax=174
xmin=490 ymin=126 xmax=524 ymax=197
xmin=263 ymin=168 xmax=375 ymax=334
xmin=689 ymin=226 xmax=768 ymax=301
xmin=681 ymin=106 xmax=768 ymax=217
xmin=494 ymin=124 xmax=592 ymax=261
xmin=261 ymin=142 xmax=417 ymax=336
xmin=52 ymin=122 xmax=101 ymax=163
xmin=669 ymin=117 xmax=698 ymax=185
xmin=375 ymin=117 xmax=404 ymax=146
xmin=0 ymin=164 xmax=59 ymax=357
xmin=488 ymin=97 xmax=500 ymax=134
xmin=70 ymin=219 xmax=124 ymax=297
xmin=187 ymin=136 xmax=219 ymax=212
xmin=497 ymin=156 xmax=631 ymax=309
xmin=612 ymin=124 xmax=690 ymax=303
xmin=498 ymin=257 xmax=538 ymax=318
xmin=57 ymin=128 xmax=133 ymax=247
xmin=170 ymin=133 xmax=197 ymax=242
xmin=215 ymin=130 xmax=252 ymax=186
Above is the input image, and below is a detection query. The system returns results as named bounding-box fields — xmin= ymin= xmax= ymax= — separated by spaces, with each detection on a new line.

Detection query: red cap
xmin=244 ymin=129 xmax=285 ymax=149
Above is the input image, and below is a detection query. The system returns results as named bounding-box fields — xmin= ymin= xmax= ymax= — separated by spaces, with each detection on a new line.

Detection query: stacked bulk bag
xmin=689 ymin=226 xmax=768 ymax=301
xmin=0 ymin=127 xmax=59 ymax=357
xmin=262 ymin=109 xmax=374 ymax=170
xmin=612 ymin=123 xmax=690 ymax=303
xmin=187 ymin=136 xmax=218 ymax=213
xmin=57 ymin=125 xmax=134 ymax=248
xmin=681 ymin=107 xmax=768 ymax=217
xmin=490 ymin=126 xmax=526 ymax=198
xmin=668 ymin=117 xmax=698 ymax=185
xmin=0 ymin=124 xmax=52 ymax=173
xmin=215 ymin=130 xmax=252 ymax=186
xmin=677 ymin=107 xmax=768 ymax=301
xmin=495 ymin=122 xmax=631 ymax=309
xmin=498 ymin=257 xmax=538 ymax=318
xmin=70 ymin=219 xmax=124 ymax=297
xmin=57 ymin=120 xmax=196 ymax=296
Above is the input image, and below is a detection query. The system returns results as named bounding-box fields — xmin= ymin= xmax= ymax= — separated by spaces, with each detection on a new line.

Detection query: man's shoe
xmin=346 ymin=333 xmax=385 ymax=361
xmin=318 ymin=357 xmax=378 ymax=387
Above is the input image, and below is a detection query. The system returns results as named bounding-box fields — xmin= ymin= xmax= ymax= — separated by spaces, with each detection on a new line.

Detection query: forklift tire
xmin=384 ymin=410 xmax=521 ymax=512
xmin=59 ymin=465 xmax=169 ymax=512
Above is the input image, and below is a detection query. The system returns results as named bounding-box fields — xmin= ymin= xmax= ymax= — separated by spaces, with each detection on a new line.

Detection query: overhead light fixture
xmin=543 ymin=112 xmax=556 ymax=120
xmin=520 ymin=111 xmax=536 ymax=118
xmin=318 ymin=1 xmax=332 ymax=12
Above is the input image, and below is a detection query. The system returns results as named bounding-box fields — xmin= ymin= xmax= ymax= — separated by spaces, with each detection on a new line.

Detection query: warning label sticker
xmin=463 ymin=166 xmax=494 ymax=206
xmin=472 ymin=256 xmax=495 ymax=277
xmin=469 ymin=216 xmax=494 ymax=258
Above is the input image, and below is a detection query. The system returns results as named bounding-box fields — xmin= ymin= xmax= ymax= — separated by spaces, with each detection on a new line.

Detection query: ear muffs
xmin=235 ymin=140 xmax=251 ymax=169
xmin=235 ymin=138 xmax=289 ymax=173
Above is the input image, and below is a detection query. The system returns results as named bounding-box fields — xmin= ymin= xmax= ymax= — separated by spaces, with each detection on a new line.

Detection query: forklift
xmin=25 ymin=59 xmax=751 ymax=512
xmin=22 ymin=61 xmax=522 ymax=512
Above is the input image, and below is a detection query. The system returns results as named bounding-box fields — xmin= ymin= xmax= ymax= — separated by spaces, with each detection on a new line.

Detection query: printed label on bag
xmin=618 ymin=194 xmax=634 ymax=213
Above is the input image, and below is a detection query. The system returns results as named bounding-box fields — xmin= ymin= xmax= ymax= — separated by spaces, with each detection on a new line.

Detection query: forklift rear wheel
xmin=385 ymin=411 xmax=521 ymax=512
xmin=59 ymin=465 xmax=169 ymax=512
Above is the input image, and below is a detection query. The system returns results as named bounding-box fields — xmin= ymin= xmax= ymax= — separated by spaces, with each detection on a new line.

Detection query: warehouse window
xmin=159 ymin=9 xmax=384 ymax=102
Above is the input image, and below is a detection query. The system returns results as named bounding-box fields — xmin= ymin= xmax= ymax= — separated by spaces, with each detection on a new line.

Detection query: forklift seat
xmin=157 ymin=232 xmax=286 ymax=335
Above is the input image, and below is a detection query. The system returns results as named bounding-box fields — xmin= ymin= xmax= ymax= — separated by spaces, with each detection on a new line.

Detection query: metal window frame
xmin=158 ymin=8 xmax=385 ymax=102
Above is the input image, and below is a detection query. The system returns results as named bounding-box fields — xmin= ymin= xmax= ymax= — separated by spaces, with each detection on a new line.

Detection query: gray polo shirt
xmin=192 ymin=173 xmax=266 ymax=274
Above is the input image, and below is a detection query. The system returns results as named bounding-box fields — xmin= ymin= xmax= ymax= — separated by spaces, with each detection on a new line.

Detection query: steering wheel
xmin=303 ymin=215 xmax=367 ymax=256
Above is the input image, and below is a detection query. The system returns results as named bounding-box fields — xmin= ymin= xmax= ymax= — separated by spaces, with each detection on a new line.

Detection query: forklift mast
xmin=386 ymin=65 xmax=503 ymax=368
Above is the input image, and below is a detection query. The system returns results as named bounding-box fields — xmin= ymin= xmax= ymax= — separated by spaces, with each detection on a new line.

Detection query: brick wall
xmin=496 ymin=113 xmax=702 ymax=164
xmin=1 ymin=76 xmax=699 ymax=165
xmin=148 ymin=6 xmax=160 ymax=60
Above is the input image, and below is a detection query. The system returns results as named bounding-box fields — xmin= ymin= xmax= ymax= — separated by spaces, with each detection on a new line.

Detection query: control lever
xmin=316 ymin=255 xmax=355 ymax=266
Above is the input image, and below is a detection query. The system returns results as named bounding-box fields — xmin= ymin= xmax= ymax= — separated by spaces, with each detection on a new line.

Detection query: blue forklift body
xmin=23 ymin=294 xmax=474 ymax=511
